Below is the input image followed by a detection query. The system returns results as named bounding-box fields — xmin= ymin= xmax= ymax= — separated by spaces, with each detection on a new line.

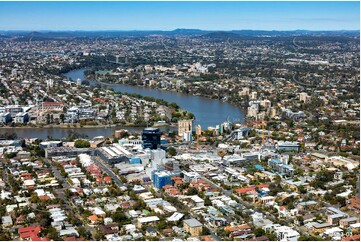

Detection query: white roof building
xmin=274 ymin=226 xmax=300 ymax=241
xmin=167 ymin=212 xmax=184 ymax=222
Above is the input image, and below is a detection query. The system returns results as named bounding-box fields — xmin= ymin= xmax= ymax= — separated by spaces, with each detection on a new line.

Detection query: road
xmin=292 ymin=73 xmax=316 ymax=87
xmin=46 ymin=159 xmax=69 ymax=189
xmin=202 ymin=174 xmax=315 ymax=238
xmin=201 ymin=175 xmax=277 ymax=221
xmin=44 ymin=158 xmax=73 ymax=211
xmin=93 ymin=156 xmax=124 ymax=188
xmin=2 ymin=164 xmax=13 ymax=193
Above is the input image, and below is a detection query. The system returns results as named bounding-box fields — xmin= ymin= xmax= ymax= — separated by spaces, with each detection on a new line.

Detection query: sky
xmin=0 ymin=1 xmax=359 ymax=31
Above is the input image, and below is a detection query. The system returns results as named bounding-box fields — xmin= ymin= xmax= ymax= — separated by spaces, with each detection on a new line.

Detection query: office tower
xmin=142 ymin=127 xmax=161 ymax=149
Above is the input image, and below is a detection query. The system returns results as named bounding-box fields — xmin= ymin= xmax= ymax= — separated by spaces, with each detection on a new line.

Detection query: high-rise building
xmin=151 ymin=148 xmax=166 ymax=171
xmin=261 ymin=100 xmax=271 ymax=109
xmin=183 ymin=131 xmax=192 ymax=142
xmin=178 ymin=119 xmax=193 ymax=136
xmin=152 ymin=171 xmax=172 ymax=189
xmin=250 ymin=91 xmax=257 ymax=100
xmin=299 ymin=92 xmax=311 ymax=103
xmin=196 ymin=125 xmax=202 ymax=136
xmin=142 ymin=128 xmax=161 ymax=149
xmin=247 ymin=104 xmax=259 ymax=118
xmin=165 ymin=159 xmax=181 ymax=174
xmin=270 ymin=107 xmax=277 ymax=117
xmin=238 ymin=87 xmax=250 ymax=96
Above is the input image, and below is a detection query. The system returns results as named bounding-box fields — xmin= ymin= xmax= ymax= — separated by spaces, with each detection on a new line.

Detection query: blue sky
xmin=0 ymin=1 xmax=359 ymax=31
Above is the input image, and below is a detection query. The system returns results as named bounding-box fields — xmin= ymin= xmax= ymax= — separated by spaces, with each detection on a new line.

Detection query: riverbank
xmin=65 ymin=69 xmax=245 ymax=128
xmin=0 ymin=123 xmax=176 ymax=130
xmin=88 ymin=72 xmax=250 ymax=113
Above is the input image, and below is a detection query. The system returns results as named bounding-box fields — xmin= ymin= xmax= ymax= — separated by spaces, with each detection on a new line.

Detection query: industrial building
xmin=45 ymin=147 xmax=93 ymax=158
xmin=96 ymin=144 xmax=131 ymax=165
xmin=276 ymin=141 xmax=300 ymax=152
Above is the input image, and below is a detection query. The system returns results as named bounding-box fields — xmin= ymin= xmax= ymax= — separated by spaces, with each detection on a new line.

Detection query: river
xmin=65 ymin=69 xmax=245 ymax=128
xmin=1 ymin=69 xmax=245 ymax=140
xmin=1 ymin=127 xmax=142 ymax=140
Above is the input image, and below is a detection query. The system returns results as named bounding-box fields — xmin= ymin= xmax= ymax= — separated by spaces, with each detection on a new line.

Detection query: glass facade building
xmin=142 ymin=128 xmax=161 ymax=149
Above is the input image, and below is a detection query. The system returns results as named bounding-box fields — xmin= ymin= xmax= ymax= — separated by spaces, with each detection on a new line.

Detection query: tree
xmin=93 ymin=231 xmax=104 ymax=240
xmin=204 ymin=196 xmax=212 ymax=206
xmin=111 ymin=208 xmax=127 ymax=223
xmin=119 ymin=176 xmax=127 ymax=183
xmin=218 ymin=149 xmax=227 ymax=160
xmin=4 ymin=152 xmax=17 ymax=159
xmin=74 ymin=139 xmax=90 ymax=148
xmin=156 ymin=219 xmax=167 ymax=231
xmin=30 ymin=194 xmax=40 ymax=203
xmin=59 ymin=113 xmax=65 ymax=123
xmin=47 ymin=227 xmax=60 ymax=240
xmin=202 ymin=226 xmax=211 ymax=236
xmin=254 ymin=228 xmax=265 ymax=237
xmin=186 ymin=187 xmax=198 ymax=195
xmin=77 ymin=226 xmax=90 ymax=240
xmin=167 ymin=147 xmax=177 ymax=156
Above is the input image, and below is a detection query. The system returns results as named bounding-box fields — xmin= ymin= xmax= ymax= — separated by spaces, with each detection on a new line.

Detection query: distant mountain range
xmin=0 ymin=29 xmax=359 ymax=40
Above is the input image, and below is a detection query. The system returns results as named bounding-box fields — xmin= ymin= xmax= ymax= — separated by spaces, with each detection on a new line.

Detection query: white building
xmin=151 ymin=149 xmax=166 ymax=171
xmin=274 ymin=226 xmax=300 ymax=241
xmin=183 ymin=171 xmax=201 ymax=183
xmin=14 ymin=112 xmax=29 ymax=123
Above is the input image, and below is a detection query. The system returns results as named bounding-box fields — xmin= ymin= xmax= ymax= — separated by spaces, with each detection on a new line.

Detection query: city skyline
xmin=0 ymin=1 xmax=359 ymax=31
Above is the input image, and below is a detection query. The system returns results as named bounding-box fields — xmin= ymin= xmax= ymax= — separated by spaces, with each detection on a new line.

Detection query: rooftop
xmin=184 ymin=218 xmax=202 ymax=228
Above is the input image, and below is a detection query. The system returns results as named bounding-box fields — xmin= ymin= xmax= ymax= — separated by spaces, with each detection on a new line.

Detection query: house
xmin=274 ymin=226 xmax=300 ymax=241
xmin=209 ymin=216 xmax=227 ymax=227
xmin=59 ymin=228 xmax=79 ymax=238
xmin=190 ymin=179 xmax=212 ymax=192
xmin=301 ymin=214 xmax=315 ymax=224
xmin=312 ymin=223 xmax=333 ymax=233
xmin=98 ymin=224 xmax=119 ymax=235
xmin=190 ymin=195 xmax=204 ymax=207
xmin=18 ymin=226 xmax=49 ymax=241
xmin=296 ymin=201 xmax=318 ymax=211
xmin=226 ymin=224 xmax=253 ymax=239
xmin=145 ymin=227 xmax=157 ymax=237
xmin=260 ymin=196 xmax=275 ymax=205
xmin=236 ymin=187 xmax=256 ymax=195
xmin=342 ymin=234 xmax=360 ymax=241
xmin=137 ymin=216 xmax=160 ymax=228
xmin=2 ymin=215 xmax=13 ymax=228
xmin=347 ymin=196 xmax=360 ymax=212
xmin=0 ymin=112 xmax=12 ymax=123
xmin=163 ymin=185 xmax=181 ymax=196
xmin=16 ymin=215 xmax=26 ymax=225
xmin=249 ymin=235 xmax=269 ymax=241
xmin=322 ymin=227 xmax=344 ymax=240
xmin=183 ymin=171 xmax=201 ymax=182
xmin=88 ymin=215 xmax=102 ymax=225
xmin=162 ymin=228 xmax=174 ymax=237
xmin=167 ymin=212 xmax=184 ymax=222
xmin=184 ymin=218 xmax=203 ymax=237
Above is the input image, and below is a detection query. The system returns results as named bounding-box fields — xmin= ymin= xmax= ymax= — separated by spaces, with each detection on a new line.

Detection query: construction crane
xmin=262 ymin=117 xmax=265 ymax=148
xmin=196 ymin=125 xmax=202 ymax=151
